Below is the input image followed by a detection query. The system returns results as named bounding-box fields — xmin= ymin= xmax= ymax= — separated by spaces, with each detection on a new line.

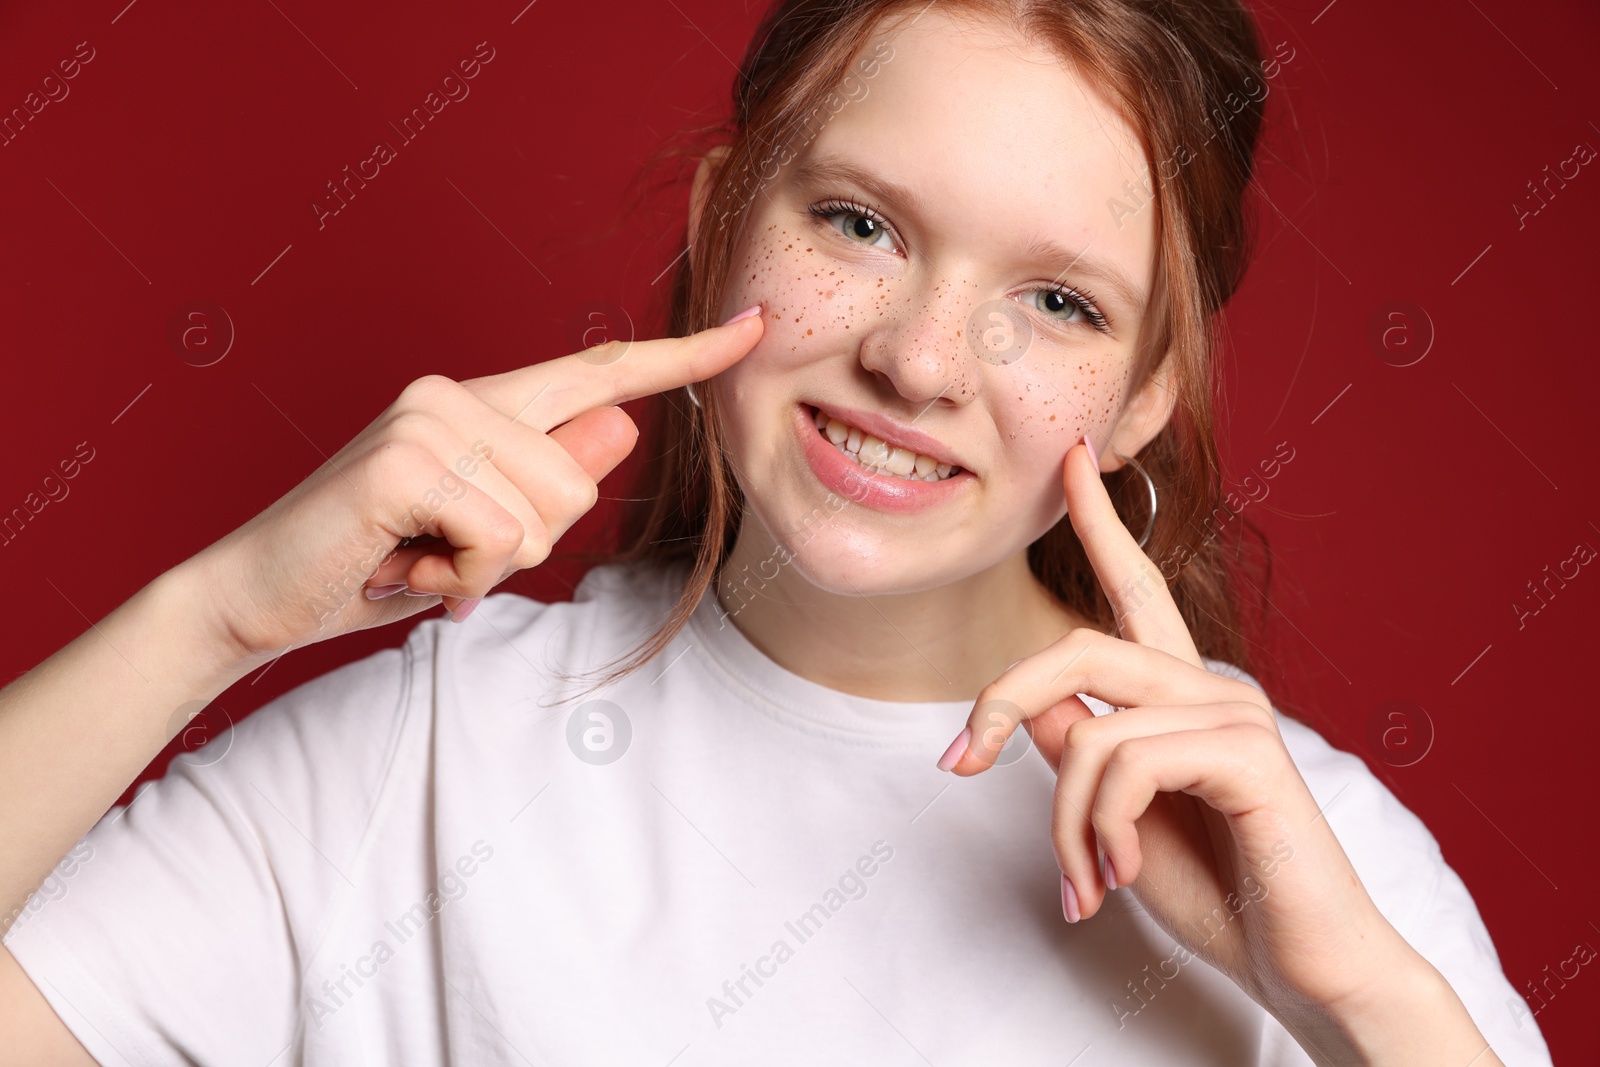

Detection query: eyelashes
xmin=808 ymin=197 xmax=898 ymax=250
xmin=803 ymin=196 xmax=1115 ymax=336
xmin=1034 ymin=284 xmax=1113 ymax=334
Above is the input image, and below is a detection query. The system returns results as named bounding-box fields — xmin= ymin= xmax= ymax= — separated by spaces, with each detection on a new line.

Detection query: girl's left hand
xmin=939 ymin=438 xmax=1440 ymax=1037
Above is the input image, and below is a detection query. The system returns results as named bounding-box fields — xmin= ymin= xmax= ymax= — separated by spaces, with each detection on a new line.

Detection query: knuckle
xmin=557 ymin=473 xmax=600 ymax=516
xmin=384 ymin=407 xmax=445 ymax=446
xmin=1088 ymin=805 xmax=1117 ymax=842
xmin=397 ymin=373 xmax=459 ymax=410
xmin=1067 ymin=625 xmax=1100 ymax=647
xmin=585 ymin=339 xmax=626 ymax=364
xmin=481 ymin=508 xmax=526 ymax=552
xmin=1238 ymin=699 xmax=1279 ymax=733
xmin=1103 ymin=737 xmax=1145 ymax=777
xmin=1240 ymin=719 xmax=1283 ymax=752
xmin=517 ymin=518 xmax=554 ymax=566
xmin=1061 ymin=714 xmax=1098 ymax=755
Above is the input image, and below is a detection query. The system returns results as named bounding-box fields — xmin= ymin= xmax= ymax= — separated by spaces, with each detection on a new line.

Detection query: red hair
xmin=559 ymin=0 xmax=1278 ymax=701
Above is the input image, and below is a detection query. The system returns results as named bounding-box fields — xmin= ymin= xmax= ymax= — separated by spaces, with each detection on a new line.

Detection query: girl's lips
xmin=794 ymin=403 xmax=975 ymax=513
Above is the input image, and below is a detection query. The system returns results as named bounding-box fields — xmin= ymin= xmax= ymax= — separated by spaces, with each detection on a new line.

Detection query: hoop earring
xmin=1108 ymin=447 xmax=1158 ymax=550
xmin=685 ymin=382 xmax=702 ymax=410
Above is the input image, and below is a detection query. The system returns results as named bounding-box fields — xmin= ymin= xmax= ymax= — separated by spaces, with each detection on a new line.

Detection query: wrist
xmin=1272 ymin=945 xmax=1501 ymax=1067
xmin=150 ymin=555 xmax=281 ymax=682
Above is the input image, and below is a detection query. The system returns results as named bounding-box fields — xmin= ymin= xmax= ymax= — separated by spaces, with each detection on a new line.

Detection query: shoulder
xmin=429 ymin=559 xmax=692 ymax=696
xmin=206 ymin=560 xmax=688 ymax=768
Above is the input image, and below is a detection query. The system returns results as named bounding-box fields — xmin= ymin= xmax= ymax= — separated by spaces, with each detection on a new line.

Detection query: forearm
xmin=0 ymin=560 xmax=266 ymax=931
xmin=1276 ymin=948 xmax=1503 ymax=1067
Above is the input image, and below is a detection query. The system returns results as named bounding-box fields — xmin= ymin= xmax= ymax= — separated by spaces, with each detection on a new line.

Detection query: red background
xmin=2 ymin=0 xmax=1596 ymax=1059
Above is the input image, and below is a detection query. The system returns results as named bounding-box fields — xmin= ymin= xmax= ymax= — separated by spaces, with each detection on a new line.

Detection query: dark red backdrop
xmin=2 ymin=0 xmax=1595 ymax=1059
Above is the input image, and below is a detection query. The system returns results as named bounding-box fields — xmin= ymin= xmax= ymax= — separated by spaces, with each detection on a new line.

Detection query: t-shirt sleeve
xmin=1 ymin=624 xmax=431 ymax=1066
xmin=1204 ymin=659 xmax=1554 ymax=1066
xmin=1395 ymin=853 xmax=1555 ymax=1066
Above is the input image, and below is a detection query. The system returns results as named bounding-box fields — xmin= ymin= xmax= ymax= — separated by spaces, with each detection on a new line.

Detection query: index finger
xmin=1069 ymin=437 xmax=1201 ymax=667
xmin=463 ymin=307 xmax=764 ymax=434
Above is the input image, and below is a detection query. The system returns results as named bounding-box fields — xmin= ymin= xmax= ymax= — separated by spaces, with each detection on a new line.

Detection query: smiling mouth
xmin=804 ymin=405 xmax=964 ymax=482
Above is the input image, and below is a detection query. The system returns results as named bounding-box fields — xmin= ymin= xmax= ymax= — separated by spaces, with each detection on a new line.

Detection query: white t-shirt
xmin=4 ymin=560 xmax=1554 ymax=1065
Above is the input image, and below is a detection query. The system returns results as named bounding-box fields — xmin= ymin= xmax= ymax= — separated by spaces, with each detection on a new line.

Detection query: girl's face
xmin=699 ymin=8 xmax=1171 ymax=597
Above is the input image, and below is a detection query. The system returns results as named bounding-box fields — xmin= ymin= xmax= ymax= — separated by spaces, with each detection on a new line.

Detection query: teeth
xmin=885 ymin=446 xmax=916 ymax=477
xmin=858 ymin=436 xmax=890 ymax=468
xmin=809 ymin=407 xmax=960 ymax=482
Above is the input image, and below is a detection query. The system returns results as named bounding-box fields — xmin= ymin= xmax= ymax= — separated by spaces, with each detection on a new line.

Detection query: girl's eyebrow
xmin=791 ymin=152 xmax=1146 ymax=318
xmin=790 ymin=153 xmax=927 ymax=224
xmin=1022 ymin=234 xmax=1147 ymax=318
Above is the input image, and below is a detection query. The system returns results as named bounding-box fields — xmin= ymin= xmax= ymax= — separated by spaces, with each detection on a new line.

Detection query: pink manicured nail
xmin=936 ymin=726 xmax=971 ymax=772
xmin=365 ymin=584 xmax=407 ymax=600
xmin=1103 ymin=852 xmax=1118 ymax=892
xmin=720 ymin=304 xmax=762 ymax=327
xmin=1061 ymin=874 xmax=1081 ymax=923
xmin=1083 ymin=434 xmax=1099 ymax=470
xmin=449 ymin=597 xmax=483 ymax=623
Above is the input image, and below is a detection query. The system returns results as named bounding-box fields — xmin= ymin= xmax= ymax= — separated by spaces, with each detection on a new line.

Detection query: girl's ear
xmin=1100 ymin=355 xmax=1179 ymax=471
xmin=687 ymin=145 xmax=733 ymax=274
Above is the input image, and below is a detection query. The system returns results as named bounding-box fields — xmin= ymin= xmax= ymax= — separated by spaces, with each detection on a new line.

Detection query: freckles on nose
xmin=864 ymin=275 xmax=991 ymax=401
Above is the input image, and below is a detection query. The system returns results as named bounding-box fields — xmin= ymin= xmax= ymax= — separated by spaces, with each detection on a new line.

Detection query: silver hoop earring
xmin=685 ymin=382 xmax=702 ymax=410
xmin=1109 ymin=448 xmax=1158 ymax=550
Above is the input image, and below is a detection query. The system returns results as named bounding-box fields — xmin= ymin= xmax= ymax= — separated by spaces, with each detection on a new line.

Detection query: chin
xmin=764 ymin=525 xmax=975 ymax=599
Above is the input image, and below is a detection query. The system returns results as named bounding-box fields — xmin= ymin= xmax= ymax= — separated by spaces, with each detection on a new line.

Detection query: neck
xmin=712 ymin=518 xmax=1095 ymax=702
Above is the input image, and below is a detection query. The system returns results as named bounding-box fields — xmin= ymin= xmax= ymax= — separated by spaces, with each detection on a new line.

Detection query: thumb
xmin=1021 ymin=694 xmax=1096 ymax=774
xmin=546 ymin=404 xmax=639 ymax=482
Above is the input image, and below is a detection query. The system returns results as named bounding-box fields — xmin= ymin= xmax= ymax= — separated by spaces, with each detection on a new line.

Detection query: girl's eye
xmin=1027 ymin=286 xmax=1114 ymax=335
xmin=806 ymin=196 xmax=1113 ymax=336
xmin=807 ymin=199 xmax=898 ymax=252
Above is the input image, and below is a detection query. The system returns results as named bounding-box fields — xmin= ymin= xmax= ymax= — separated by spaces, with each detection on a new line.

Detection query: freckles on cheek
xmin=1002 ymin=356 xmax=1125 ymax=451
xmin=729 ymin=222 xmax=904 ymax=362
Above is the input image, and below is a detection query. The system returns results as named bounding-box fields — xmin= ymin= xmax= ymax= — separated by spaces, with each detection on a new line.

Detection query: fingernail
xmin=936 ymin=726 xmax=971 ymax=772
xmin=720 ymin=304 xmax=762 ymax=327
xmin=365 ymin=584 xmax=407 ymax=600
xmin=1083 ymin=434 xmax=1099 ymax=471
xmin=449 ymin=597 xmax=483 ymax=623
xmin=1061 ymin=874 xmax=1081 ymax=923
xmin=402 ymin=587 xmax=436 ymax=597
xmin=1102 ymin=852 xmax=1118 ymax=892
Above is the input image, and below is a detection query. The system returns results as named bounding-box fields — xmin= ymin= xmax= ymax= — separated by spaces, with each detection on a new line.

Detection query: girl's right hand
xmin=187 ymin=308 xmax=764 ymax=664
